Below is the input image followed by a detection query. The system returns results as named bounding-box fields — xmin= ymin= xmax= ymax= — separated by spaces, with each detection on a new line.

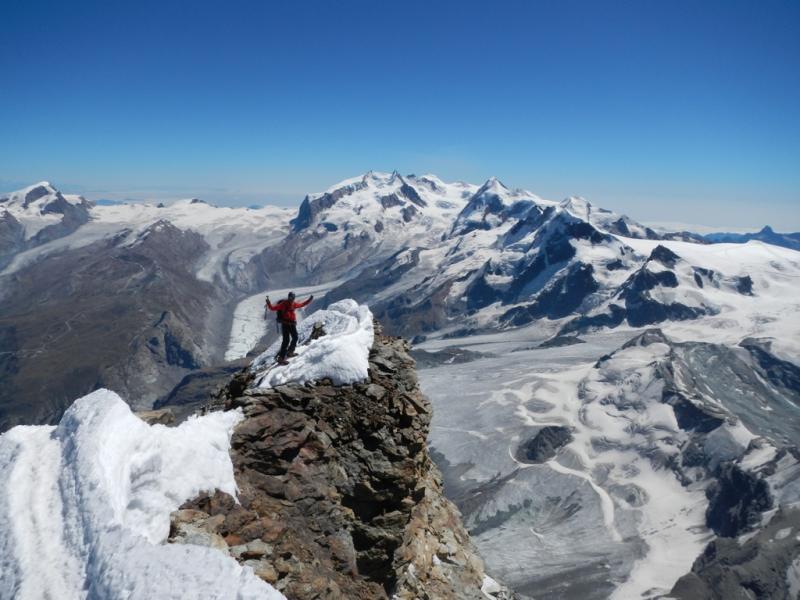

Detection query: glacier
xmin=418 ymin=322 xmax=800 ymax=599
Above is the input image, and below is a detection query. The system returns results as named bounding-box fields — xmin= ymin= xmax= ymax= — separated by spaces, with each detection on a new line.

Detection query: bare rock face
xmin=671 ymin=507 xmax=800 ymax=600
xmin=705 ymin=463 xmax=773 ymax=538
xmin=170 ymin=329 xmax=516 ymax=599
xmin=516 ymin=425 xmax=573 ymax=463
xmin=134 ymin=407 xmax=176 ymax=426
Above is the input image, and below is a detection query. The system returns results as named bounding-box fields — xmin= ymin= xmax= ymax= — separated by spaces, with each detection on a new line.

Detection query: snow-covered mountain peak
xmin=20 ymin=180 xmax=57 ymax=200
xmin=1 ymin=181 xmax=88 ymax=211
xmin=475 ymin=176 xmax=508 ymax=195
xmin=17 ymin=180 xmax=56 ymax=198
xmin=328 ymin=169 xmax=411 ymax=191
xmin=290 ymin=171 xmax=472 ymax=237
xmin=0 ymin=181 xmax=295 ymax=288
xmin=0 ymin=181 xmax=93 ymax=244
xmin=351 ymin=169 xmax=412 ymax=189
xmin=555 ymin=195 xmax=675 ymax=241
xmin=265 ymin=172 xmax=481 ymax=283
xmin=560 ymin=196 xmax=630 ymax=227
xmin=559 ymin=195 xmax=593 ymax=219
xmin=412 ymin=173 xmax=474 ymax=194
xmin=362 ymin=169 xmax=386 ymax=184
xmin=450 ymin=177 xmax=543 ymax=237
xmin=472 ymin=176 xmax=541 ymax=204
xmin=163 ymin=197 xmax=217 ymax=209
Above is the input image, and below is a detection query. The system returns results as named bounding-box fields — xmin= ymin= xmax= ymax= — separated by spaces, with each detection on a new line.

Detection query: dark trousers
xmin=278 ymin=321 xmax=298 ymax=359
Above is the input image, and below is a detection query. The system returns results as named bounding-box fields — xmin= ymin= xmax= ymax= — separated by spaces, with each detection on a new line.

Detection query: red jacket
xmin=266 ymin=297 xmax=311 ymax=323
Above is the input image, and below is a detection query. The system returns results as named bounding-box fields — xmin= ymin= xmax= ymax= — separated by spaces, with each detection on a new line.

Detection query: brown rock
xmin=134 ymin=408 xmax=176 ymax=426
xmin=169 ymin=330 xmax=518 ymax=600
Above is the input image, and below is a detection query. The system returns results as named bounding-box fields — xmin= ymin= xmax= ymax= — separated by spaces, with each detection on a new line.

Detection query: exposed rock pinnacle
xmin=170 ymin=327 xmax=517 ymax=599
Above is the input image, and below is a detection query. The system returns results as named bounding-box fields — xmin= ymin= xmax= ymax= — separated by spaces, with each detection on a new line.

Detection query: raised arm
xmin=265 ymin=297 xmax=279 ymax=311
xmin=295 ymin=295 xmax=313 ymax=308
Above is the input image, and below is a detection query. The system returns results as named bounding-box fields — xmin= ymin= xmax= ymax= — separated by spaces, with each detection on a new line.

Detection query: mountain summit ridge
xmin=169 ymin=322 xmax=517 ymax=599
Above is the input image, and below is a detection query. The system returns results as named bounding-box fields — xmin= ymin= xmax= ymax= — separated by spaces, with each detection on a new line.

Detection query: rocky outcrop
xmin=739 ymin=338 xmax=800 ymax=405
xmin=134 ymin=407 xmax=176 ymax=425
xmin=170 ymin=327 xmax=515 ymax=599
xmin=502 ymin=262 xmax=598 ymax=326
xmin=705 ymin=463 xmax=773 ymax=537
xmin=537 ymin=335 xmax=585 ymax=348
xmin=671 ymin=507 xmax=800 ymax=600
xmin=410 ymin=347 xmax=493 ymax=369
xmin=516 ymin=425 xmax=573 ymax=463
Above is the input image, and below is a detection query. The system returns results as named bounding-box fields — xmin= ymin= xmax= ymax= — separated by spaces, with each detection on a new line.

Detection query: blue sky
xmin=1 ymin=0 xmax=798 ymax=228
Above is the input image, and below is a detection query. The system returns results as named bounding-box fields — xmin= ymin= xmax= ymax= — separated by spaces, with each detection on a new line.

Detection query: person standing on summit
xmin=265 ymin=292 xmax=313 ymax=365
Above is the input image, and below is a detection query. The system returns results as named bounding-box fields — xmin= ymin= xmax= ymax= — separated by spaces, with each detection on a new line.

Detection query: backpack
xmin=275 ymin=300 xmax=291 ymax=324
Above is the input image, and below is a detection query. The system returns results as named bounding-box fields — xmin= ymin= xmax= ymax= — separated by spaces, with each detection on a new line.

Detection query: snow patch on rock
xmin=225 ymin=280 xmax=346 ymax=362
xmin=250 ymin=299 xmax=374 ymax=388
xmin=0 ymin=389 xmax=285 ymax=600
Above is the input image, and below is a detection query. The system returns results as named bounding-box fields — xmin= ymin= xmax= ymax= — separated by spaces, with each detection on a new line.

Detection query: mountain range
xmin=1 ymin=173 xmax=799 ymax=598
xmin=1 ymin=172 xmax=798 ymax=431
xmin=703 ymin=225 xmax=800 ymax=251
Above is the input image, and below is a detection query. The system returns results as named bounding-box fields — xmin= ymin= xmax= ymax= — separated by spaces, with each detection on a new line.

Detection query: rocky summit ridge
xmin=168 ymin=323 xmax=515 ymax=599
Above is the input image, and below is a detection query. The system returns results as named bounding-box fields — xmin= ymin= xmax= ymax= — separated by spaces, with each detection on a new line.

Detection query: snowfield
xmin=1 ymin=196 xmax=292 ymax=282
xmin=617 ymin=237 xmax=800 ymax=357
xmin=250 ymin=299 xmax=374 ymax=388
xmin=0 ymin=389 xmax=285 ymax=600
xmin=92 ymin=200 xmax=293 ymax=284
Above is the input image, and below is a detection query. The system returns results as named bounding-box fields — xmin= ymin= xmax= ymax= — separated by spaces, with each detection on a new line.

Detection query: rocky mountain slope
xmin=0 ymin=186 xmax=291 ymax=432
xmin=169 ymin=323 xmax=514 ymax=599
xmin=0 ymin=301 xmax=515 ymax=599
xmin=0 ymin=220 xmax=219 ymax=430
